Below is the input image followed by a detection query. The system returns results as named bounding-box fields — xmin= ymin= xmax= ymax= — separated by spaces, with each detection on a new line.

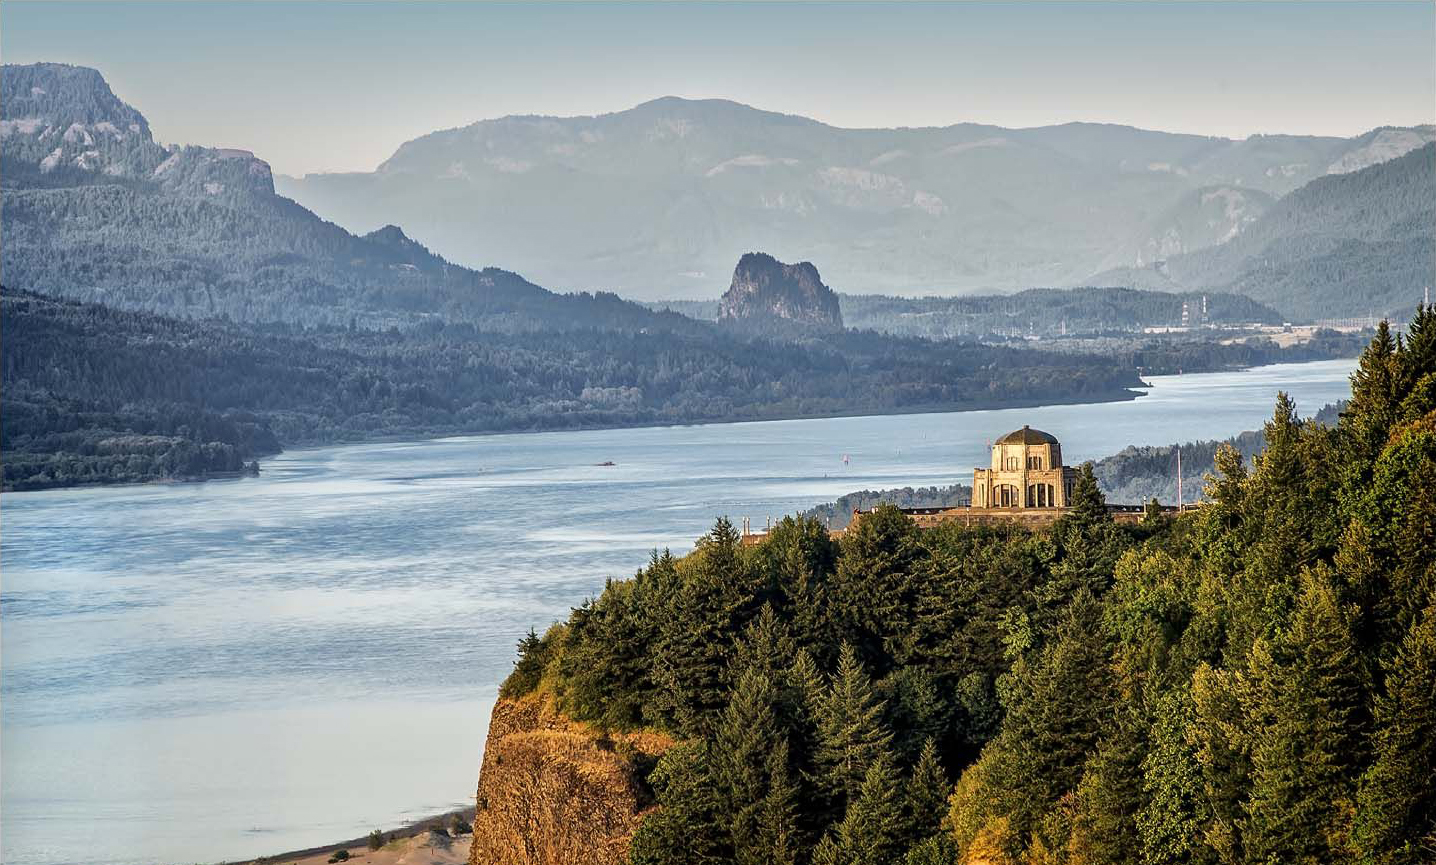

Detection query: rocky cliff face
xmin=718 ymin=252 xmax=844 ymax=335
xmin=468 ymin=696 xmax=672 ymax=865
xmin=1 ymin=62 xmax=273 ymax=199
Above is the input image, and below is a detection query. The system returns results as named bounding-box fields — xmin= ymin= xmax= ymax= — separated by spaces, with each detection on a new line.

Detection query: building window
xmin=1027 ymin=455 xmax=1043 ymax=470
xmin=1026 ymin=483 xmax=1057 ymax=507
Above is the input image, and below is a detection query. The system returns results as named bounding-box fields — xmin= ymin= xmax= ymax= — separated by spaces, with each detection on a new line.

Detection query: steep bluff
xmin=718 ymin=252 xmax=844 ymax=335
xmin=468 ymin=695 xmax=673 ymax=865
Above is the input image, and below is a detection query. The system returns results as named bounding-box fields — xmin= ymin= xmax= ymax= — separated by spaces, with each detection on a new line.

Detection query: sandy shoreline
xmin=234 ymin=807 xmax=474 ymax=865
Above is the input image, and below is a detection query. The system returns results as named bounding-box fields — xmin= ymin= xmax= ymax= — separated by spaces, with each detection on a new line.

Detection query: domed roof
xmin=995 ymin=425 xmax=1059 ymax=446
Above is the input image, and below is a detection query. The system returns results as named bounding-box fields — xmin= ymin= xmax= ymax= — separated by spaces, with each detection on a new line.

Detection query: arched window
xmin=1026 ymin=483 xmax=1057 ymax=507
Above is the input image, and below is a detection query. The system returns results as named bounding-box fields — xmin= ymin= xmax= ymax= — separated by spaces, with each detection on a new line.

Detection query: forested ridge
xmin=1 ymin=288 xmax=1148 ymax=491
xmin=652 ymin=288 xmax=1285 ymax=339
xmin=500 ymin=310 xmax=1436 ymax=865
xmin=1104 ymin=143 xmax=1436 ymax=322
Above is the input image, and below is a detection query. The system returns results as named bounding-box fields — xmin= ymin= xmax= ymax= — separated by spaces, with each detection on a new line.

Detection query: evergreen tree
xmin=981 ymin=592 xmax=1117 ymax=843
xmin=1343 ymin=320 xmax=1400 ymax=477
xmin=786 ymin=647 xmax=827 ymax=755
xmin=814 ymin=645 xmax=895 ymax=814
xmin=1241 ymin=570 xmax=1369 ymax=865
xmin=831 ymin=505 xmax=921 ymax=670
xmin=1224 ymin=393 xmax=1318 ymax=662
xmin=759 ymin=515 xmax=840 ymax=656
xmin=879 ymin=666 xmax=950 ymax=766
xmin=734 ymin=603 xmax=799 ymax=681
xmin=754 ymin=741 xmax=805 ymax=865
xmin=1189 ymin=662 xmax=1250 ymax=865
xmin=1137 ymin=692 xmax=1212 ymax=865
xmin=1395 ymin=305 xmax=1436 ymax=421
xmin=652 ymin=518 xmax=763 ymax=736
xmin=629 ymin=741 xmax=731 ymax=865
xmin=715 ymin=668 xmax=788 ymax=861
xmin=813 ymin=754 xmax=906 ymax=865
xmin=1067 ymin=704 xmax=1148 ymax=865
xmin=499 ymin=627 xmax=549 ymax=698
xmin=1046 ymin=463 xmax=1124 ymax=616
xmin=902 ymin=833 xmax=960 ymax=865
xmin=904 ymin=738 xmax=951 ymax=842
xmin=557 ymin=574 xmax=658 ymax=729
xmin=1067 ymin=461 xmax=1110 ymax=528
xmin=1352 ymin=605 xmax=1436 ymax=865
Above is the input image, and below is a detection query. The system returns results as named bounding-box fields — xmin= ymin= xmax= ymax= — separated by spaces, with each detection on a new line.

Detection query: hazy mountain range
xmin=4 ymin=62 xmax=1431 ymax=328
xmin=276 ymin=96 xmax=1433 ymax=303
xmin=1094 ymin=144 xmax=1436 ymax=321
xmin=0 ymin=63 xmax=697 ymax=333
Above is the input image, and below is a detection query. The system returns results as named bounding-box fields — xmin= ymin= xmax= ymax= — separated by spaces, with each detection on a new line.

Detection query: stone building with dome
xmin=739 ymin=424 xmax=1171 ymax=545
xmin=972 ymin=425 xmax=1079 ymax=510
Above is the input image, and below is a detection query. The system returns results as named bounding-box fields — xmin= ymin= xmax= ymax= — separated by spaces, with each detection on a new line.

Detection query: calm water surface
xmin=0 ymin=359 xmax=1356 ymax=865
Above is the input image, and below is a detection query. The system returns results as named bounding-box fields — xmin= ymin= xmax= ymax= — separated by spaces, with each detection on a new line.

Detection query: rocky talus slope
xmin=468 ymin=696 xmax=672 ymax=865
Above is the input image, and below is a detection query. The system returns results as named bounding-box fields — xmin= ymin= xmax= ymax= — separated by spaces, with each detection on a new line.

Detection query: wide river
xmin=0 ymin=358 xmax=1356 ymax=865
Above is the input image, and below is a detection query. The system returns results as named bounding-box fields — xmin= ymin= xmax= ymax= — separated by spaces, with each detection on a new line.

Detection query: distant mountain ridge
xmin=277 ymin=96 xmax=1433 ymax=300
xmin=0 ymin=62 xmax=700 ymax=334
xmin=1093 ymin=144 xmax=1436 ymax=320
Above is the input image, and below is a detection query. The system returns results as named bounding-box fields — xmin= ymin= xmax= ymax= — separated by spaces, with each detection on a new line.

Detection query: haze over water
xmin=0 ymin=359 xmax=1356 ymax=865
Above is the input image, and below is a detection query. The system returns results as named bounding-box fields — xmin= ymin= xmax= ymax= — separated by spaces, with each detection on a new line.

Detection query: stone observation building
xmin=742 ymin=425 xmax=1166 ymax=544
xmin=876 ymin=424 xmax=1144 ymax=532
xmin=972 ymin=425 xmax=1078 ymax=510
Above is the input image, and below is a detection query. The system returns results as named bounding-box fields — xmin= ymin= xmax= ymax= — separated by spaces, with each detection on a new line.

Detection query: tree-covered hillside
xmin=1098 ymin=144 xmax=1436 ymax=322
xmin=1 ymin=288 xmax=1148 ymax=491
xmin=499 ymin=309 xmax=1436 ymax=865
xmin=838 ymin=288 xmax=1283 ymax=339
xmin=654 ymin=287 xmax=1285 ymax=339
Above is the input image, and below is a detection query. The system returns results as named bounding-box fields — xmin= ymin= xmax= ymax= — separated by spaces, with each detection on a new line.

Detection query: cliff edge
xmin=468 ymin=695 xmax=673 ymax=865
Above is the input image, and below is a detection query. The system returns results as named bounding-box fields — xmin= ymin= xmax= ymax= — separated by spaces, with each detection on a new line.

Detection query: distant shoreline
xmin=232 ymin=806 xmax=474 ymax=865
xmin=8 ymin=354 xmax=1364 ymax=496
xmin=2 ymin=385 xmax=1147 ymax=495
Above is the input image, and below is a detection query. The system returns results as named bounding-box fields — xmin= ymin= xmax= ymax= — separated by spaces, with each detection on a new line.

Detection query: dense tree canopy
xmin=500 ymin=307 xmax=1436 ymax=865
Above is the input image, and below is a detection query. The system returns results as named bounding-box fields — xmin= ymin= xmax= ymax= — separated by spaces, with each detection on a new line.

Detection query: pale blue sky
xmin=3 ymin=1 xmax=1433 ymax=176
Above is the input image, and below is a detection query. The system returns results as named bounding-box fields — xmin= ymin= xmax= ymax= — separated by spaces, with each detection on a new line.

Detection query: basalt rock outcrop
xmin=468 ymin=696 xmax=672 ymax=865
xmin=718 ymin=252 xmax=844 ymax=336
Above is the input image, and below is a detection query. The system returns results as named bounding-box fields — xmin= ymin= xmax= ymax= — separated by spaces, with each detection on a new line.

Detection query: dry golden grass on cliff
xmin=468 ymin=694 xmax=674 ymax=865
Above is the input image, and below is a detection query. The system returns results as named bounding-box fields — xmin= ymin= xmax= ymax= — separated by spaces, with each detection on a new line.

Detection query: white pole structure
xmin=1176 ymin=447 xmax=1182 ymax=512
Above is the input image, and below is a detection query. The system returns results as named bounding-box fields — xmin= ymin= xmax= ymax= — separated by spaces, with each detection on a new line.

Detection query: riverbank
xmin=236 ymin=809 xmax=474 ymax=865
xmin=4 ymin=316 xmax=1366 ymax=495
xmin=0 ymin=383 xmax=1150 ymax=494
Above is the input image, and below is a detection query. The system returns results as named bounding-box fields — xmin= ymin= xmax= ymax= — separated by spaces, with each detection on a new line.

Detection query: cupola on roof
xmin=995 ymin=425 xmax=1060 ymax=446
